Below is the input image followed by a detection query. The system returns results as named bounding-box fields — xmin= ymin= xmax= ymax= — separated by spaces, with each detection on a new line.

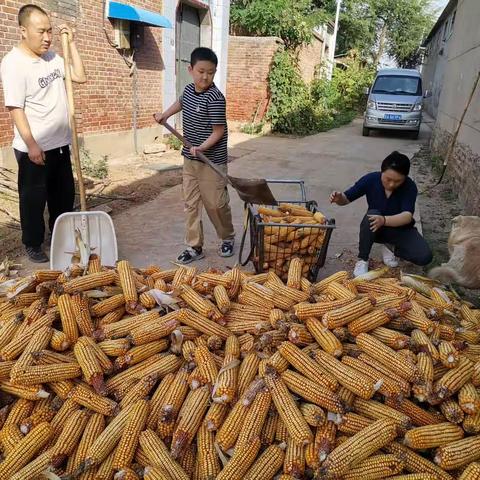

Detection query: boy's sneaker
xmin=26 ymin=246 xmax=49 ymax=263
xmin=176 ymin=247 xmax=204 ymax=264
xmin=218 ymin=240 xmax=234 ymax=258
xmin=353 ymin=259 xmax=369 ymax=278
xmin=382 ymin=245 xmax=399 ymax=268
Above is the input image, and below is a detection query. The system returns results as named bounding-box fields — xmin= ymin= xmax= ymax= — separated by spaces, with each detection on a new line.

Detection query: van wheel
xmin=410 ymin=130 xmax=419 ymax=140
xmin=362 ymin=126 xmax=370 ymax=137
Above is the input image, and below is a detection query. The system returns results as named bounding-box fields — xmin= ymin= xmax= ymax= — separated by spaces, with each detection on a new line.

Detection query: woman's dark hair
xmin=190 ymin=47 xmax=218 ymax=67
xmin=381 ymin=151 xmax=410 ymax=176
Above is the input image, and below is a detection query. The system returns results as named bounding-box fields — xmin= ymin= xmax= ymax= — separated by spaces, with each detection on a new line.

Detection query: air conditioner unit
xmin=113 ymin=18 xmax=131 ymax=49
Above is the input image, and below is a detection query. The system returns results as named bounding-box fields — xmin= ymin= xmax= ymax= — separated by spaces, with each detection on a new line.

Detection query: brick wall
xmin=226 ymin=36 xmax=282 ymax=123
xmin=298 ymin=34 xmax=323 ymax=83
xmin=226 ymin=35 xmax=325 ymax=123
xmin=0 ymin=0 xmax=164 ymax=149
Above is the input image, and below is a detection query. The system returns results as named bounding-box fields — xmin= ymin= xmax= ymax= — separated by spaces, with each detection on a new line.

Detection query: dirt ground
xmin=0 ymin=149 xmax=182 ymax=259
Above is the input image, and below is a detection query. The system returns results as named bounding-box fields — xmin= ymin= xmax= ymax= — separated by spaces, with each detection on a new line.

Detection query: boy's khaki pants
xmin=183 ymin=158 xmax=235 ymax=248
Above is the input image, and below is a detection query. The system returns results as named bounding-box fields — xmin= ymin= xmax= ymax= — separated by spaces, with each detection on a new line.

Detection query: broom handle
xmin=161 ymin=121 xmax=228 ymax=180
xmin=61 ymin=31 xmax=87 ymax=212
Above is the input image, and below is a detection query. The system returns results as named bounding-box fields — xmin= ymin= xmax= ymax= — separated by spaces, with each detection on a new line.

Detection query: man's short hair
xmin=381 ymin=151 xmax=411 ymax=176
xmin=190 ymin=47 xmax=218 ymax=67
xmin=18 ymin=4 xmax=48 ymax=27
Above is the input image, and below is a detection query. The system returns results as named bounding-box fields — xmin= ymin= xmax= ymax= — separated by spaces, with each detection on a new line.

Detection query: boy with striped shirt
xmin=154 ymin=47 xmax=235 ymax=264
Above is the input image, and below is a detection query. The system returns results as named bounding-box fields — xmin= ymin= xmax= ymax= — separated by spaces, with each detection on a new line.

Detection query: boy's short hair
xmin=381 ymin=151 xmax=410 ymax=176
xmin=190 ymin=47 xmax=218 ymax=67
xmin=19 ymin=4 xmax=48 ymax=26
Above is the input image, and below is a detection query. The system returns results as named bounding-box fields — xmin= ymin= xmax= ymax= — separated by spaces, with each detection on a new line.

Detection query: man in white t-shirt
xmin=0 ymin=4 xmax=86 ymax=262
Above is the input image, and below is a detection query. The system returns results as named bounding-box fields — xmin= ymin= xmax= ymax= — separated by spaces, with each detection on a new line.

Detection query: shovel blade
xmin=50 ymin=211 xmax=118 ymax=270
xmin=227 ymin=176 xmax=277 ymax=205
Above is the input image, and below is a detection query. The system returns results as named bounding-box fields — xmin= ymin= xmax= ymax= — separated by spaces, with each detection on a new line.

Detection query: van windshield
xmin=372 ymin=75 xmax=422 ymax=96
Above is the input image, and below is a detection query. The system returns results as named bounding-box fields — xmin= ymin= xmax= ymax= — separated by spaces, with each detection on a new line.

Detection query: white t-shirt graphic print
xmin=1 ymin=47 xmax=71 ymax=152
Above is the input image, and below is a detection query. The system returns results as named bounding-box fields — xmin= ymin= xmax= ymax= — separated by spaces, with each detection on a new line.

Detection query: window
xmin=372 ymin=76 xmax=422 ymax=96
xmin=449 ymin=11 xmax=456 ymax=35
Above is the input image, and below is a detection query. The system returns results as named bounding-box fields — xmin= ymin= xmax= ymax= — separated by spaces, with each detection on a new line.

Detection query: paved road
xmin=113 ymin=117 xmax=431 ymax=278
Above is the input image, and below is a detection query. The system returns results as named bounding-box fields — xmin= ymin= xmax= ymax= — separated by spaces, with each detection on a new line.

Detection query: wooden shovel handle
xmin=161 ymin=121 xmax=228 ymax=180
xmin=61 ymin=31 xmax=87 ymax=211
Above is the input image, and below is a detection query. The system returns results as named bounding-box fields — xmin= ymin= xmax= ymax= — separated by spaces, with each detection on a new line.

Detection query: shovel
xmin=50 ymin=31 xmax=118 ymax=271
xmin=162 ymin=122 xmax=277 ymax=205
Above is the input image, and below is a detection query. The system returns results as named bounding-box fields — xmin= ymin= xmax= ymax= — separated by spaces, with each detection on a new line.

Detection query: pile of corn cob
xmin=0 ymin=256 xmax=480 ymax=479
xmin=257 ymin=203 xmax=327 ymax=279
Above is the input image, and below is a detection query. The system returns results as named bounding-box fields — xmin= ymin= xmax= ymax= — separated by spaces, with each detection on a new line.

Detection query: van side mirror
xmin=364 ymin=87 xmax=370 ymax=95
xmin=423 ymin=90 xmax=432 ymax=98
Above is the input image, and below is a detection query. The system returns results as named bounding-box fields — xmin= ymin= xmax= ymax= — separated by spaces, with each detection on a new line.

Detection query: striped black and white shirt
xmin=180 ymin=83 xmax=228 ymax=165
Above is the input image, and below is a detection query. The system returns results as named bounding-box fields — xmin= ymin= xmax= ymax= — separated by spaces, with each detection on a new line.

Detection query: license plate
xmin=384 ymin=114 xmax=402 ymax=121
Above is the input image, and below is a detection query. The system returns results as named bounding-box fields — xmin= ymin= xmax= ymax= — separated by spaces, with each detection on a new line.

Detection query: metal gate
xmin=176 ymin=3 xmax=201 ymax=126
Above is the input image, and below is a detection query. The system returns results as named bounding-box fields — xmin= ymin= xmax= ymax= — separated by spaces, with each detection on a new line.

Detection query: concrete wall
xmin=429 ymin=0 xmax=480 ymax=215
xmin=421 ymin=3 xmax=457 ymax=118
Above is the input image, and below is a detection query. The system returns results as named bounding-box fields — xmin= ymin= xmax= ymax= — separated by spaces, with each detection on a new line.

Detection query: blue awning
xmin=108 ymin=1 xmax=172 ymax=28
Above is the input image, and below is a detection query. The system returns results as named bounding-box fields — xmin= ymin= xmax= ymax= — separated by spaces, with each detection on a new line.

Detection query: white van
xmin=363 ymin=69 xmax=426 ymax=139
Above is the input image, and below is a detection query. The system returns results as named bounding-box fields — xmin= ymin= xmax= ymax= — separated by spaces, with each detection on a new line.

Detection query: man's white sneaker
xmin=382 ymin=245 xmax=399 ymax=267
xmin=353 ymin=260 xmax=369 ymax=277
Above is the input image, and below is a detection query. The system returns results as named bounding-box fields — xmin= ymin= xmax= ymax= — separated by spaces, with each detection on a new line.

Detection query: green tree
xmin=323 ymin=0 xmax=434 ymax=67
xmin=230 ymin=0 xmax=329 ymax=50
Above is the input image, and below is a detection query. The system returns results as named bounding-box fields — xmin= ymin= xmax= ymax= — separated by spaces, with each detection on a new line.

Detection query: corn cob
xmin=57 ymin=293 xmax=79 ymax=343
xmin=114 ymin=468 xmax=141 ymax=480
xmin=315 ymin=420 xmax=337 ymax=464
xmin=0 ymin=314 xmax=23 ymax=350
xmin=212 ymin=335 xmax=240 ymax=404
xmin=82 ymin=402 xmax=134 ymax=468
xmin=260 ymin=408 xmax=278 ymax=445
xmin=264 ymin=365 xmax=313 ymax=445
xmin=325 ymin=281 xmax=357 ymax=300
xmin=106 ymin=353 xmax=181 ymax=393
xmin=146 ymin=372 xmax=174 ymax=430
xmin=48 ymin=328 xmax=70 ymax=351
xmin=74 ymin=336 xmax=107 ymax=395
xmin=151 ymin=268 xmax=177 ymax=282
xmin=322 ymin=297 xmax=375 ymax=329
xmin=300 ymin=402 xmax=325 ymax=427
xmin=440 ymin=398 xmax=464 ymax=424
xmin=128 ymin=313 xmax=179 ymax=345
xmin=95 ymin=310 xmax=160 ymax=341
xmin=94 ymin=450 xmax=115 ymax=480
xmin=204 ymin=402 xmax=228 ymax=432
xmin=288 ymin=323 xmax=314 ymax=346
xmin=342 ymin=454 xmax=404 ymax=480
xmin=96 ymin=308 xmax=126 ymax=331
xmin=112 ymin=399 xmax=149 ymax=470
xmin=404 ymin=422 xmax=464 ymax=449
xmin=341 ymin=355 xmax=402 ymax=398
xmin=178 ymin=308 xmax=230 ymax=339
xmin=356 ymin=332 xmax=420 ymax=382
xmin=243 ymin=443 xmax=284 ymax=480
xmin=48 ymin=379 xmax=74 ymax=399
xmin=180 ymin=284 xmax=223 ymax=321
xmin=305 ymin=317 xmax=342 ymax=356
xmin=293 ymin=298 xmax=354 ymax=320
xmin=434 ymin=356 xmax=474 ymax=399
xmin=62 ymin=270 xmax=116 ymax=294
xmin=458 ymin=382 xmax=480 ymax=415
xmin=91 ymin=294 xmax=126 ymax=318
xmin=171 ymin=385 xmax=210 ymax=458
xmin=370 ymin=326 xmax=410 ymax=349
xmin=213 ymin=284 xmax=231 ymax=314
xmin=353 ymin=397 xmax=411 ymax=433
xmin=348 ymin=309 xmax=392 ymax=336
xmin=0 ymin=421 xmax=53 ymax=478
xmin=313 ymin=349 xmax=381 ymax=399
xmin=458 ymin=462 xmax=480 ymax=479
xmin=69 ymin=382 xmax=118 ymax=415
xmin=215 ymin=399 xmax=248 ymax=451
xmin=119 ymin=373 xmax=157 ymax=409
xmin=51 ymin=408 xmax=90 ymax=456
xmin=280 ymin=369 xmax=343 ymax=412
xmin=69 ymin=412 xmax=105 ymax=474
xmin=384 ymin=441 xmax=454 ymax=479
xmin=66 ymin=295 xmax=92 ymax=338
xmin=434 ymin=435 xmax=480 ymax=470
xmin=312 ymin=271 xmax=349 ymax=292
xmin=402 ymin=301 xmax=435 ymax=334
xmin=384 ymin=396 xmax=443 ymax=427
xmin=0 ymin=424 xmax=24 ymax=455
xmin=277 ymin=341 xmax=338 ymax=390
xmin=216 ymin=435 xmax=262 ymax=480
xmin=286 ymin=257 xmax=303 ymax=290
xmin=439 ymin=341 xmax=460 ymax=369
xmin=283 ymin=437 xmax=305 ymax=477
xmin=97 ymin=338 xmax=131 ymax=357
xmin=464 ymin=410 xmax=480 ymax=434
xmin=412 ymin=328 xmax=440 ymax=361
xmin=320 ymin=419 xmax=397 ymax=478
xmin=114 ymin=339 xmax=168 ymax=370
xmin=196 ymin=423 xmax=221 ymax=479
xmin=8 ymin=450 xmax=56 ymax=480
xmin=337 ymin=412 xmax=373 ymax=434
xmin=0 ymin=381 xmax=49 ymax=399
xmin=275 ymin=416 xmax=289 ymax=443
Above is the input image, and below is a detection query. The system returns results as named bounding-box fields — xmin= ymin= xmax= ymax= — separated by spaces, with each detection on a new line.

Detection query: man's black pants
xmin=15 ymin=146 xmax=75 ymax=248
xmin=358 ymin=209 xmax=433 ymax=265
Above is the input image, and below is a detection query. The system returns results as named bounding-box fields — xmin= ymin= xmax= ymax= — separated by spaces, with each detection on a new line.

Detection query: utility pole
xmin=328 ymin=0 xmax=342 ymax=80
